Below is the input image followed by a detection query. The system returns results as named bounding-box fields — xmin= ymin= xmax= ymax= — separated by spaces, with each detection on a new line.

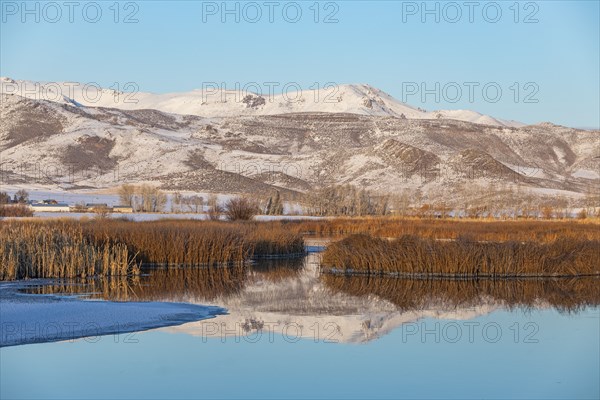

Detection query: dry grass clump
xmin=224 ymin=197 xmax=259 ymax=221
xmin=291 ymin=217 xmax=600 ymax=243
xmin=322 ymin=275 xmax=600 ymax=313
xmin=0 ymin=220 xmax=138 ymax=280
xmin=321 ymin=234 xmax=600 ymax=278
xmin=0 ymin=205 xmax=34 ymax=217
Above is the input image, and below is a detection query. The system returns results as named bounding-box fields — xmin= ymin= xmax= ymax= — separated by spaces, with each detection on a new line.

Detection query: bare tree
xmin=304 ymin=184 xmax=390 ymax=216
xmin=187 ymin=195 xmax=204 ymax=213
xmin=541 ymin=205 xmax=555 ymax=219
xmin=172 ymin=191 xmax=183 ymax=213
xmin=137 ymin=184 xmax=167 ymax=212
xmin=15 ymin=189 xmax=29 ymax=204
xmin=118 ymin=184 xmax=136 ymax=207
xmin=207 ymin=194 xmax=222 ymax=220
xmin=393 ymin=190 xmax=411 ymax=216
xmin=265 ymin=191 xmax=283 ymax=215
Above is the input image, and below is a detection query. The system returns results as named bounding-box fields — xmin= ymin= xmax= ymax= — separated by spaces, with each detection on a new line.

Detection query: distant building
xmin=113 ymin=205 xmax=134 ymax=213
xmin=29 ymin=203 xmax=70 ymax=212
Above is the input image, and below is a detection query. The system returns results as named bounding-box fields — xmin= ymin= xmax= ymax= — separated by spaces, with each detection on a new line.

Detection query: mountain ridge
xmin=1 ymin=78 xmax=524 ymax=128
xmin=0 ymin=81 xmax=598 ymax=207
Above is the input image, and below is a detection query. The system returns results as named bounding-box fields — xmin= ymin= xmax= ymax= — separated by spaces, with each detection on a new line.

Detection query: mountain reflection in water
xmin=25 ymin=253 xmax=600 ymax=343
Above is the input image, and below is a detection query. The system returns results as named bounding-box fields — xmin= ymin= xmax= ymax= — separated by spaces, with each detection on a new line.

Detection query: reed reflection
xmin=322 ymin=275 xmax=600 ymax=313
xmin=23 ymin=256 xmax=599 ymax=314
xmin=25 ymin=257 xmax=305 ymax=302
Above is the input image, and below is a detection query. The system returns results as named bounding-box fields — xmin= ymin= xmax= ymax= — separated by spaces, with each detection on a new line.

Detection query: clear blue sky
xmin=1 ymin=1 xmax=599 ymax=127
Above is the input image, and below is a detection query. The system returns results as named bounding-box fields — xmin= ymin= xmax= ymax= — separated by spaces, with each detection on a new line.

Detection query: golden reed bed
xmin=0 ymin=219 xmax=304 ymax=280
xmin=321 ymin=234 xmax=600 ymax=278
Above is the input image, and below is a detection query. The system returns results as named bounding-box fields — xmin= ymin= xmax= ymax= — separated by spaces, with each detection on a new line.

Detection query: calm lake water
xmin=1 ymin=253 xmax=599 ymax=399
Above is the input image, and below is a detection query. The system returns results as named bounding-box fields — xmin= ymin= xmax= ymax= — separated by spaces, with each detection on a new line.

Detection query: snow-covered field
xmin=0 ymin=187 xmax=327 ymax=220
xmin=17 ymin=212 xmax=326 ymax=221
xmin=0 ymin=281 xmax=225 ymax=347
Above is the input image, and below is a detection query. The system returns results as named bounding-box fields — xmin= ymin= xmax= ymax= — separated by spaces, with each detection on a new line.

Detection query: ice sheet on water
xmin=0 ymin=281 xmax=226 ymax=347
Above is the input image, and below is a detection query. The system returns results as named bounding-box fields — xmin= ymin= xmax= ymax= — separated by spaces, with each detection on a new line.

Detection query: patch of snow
xmin=572 ymin=169 xmax=600 ymax=179
xmin=554 ymin=146 xmax=567 ymax=163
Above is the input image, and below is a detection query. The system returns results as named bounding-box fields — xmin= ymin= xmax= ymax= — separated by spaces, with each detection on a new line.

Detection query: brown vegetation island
xmin=321 ymin=233 xmax=600 ymax=278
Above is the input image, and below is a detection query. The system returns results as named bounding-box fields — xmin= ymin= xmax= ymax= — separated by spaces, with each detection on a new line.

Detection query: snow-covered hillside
xmin=0 ymin=77 xmax=523 ymax=127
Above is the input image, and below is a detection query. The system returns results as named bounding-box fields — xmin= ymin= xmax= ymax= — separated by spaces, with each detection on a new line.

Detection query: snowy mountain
xmin=1 ymin=77 xmax=598 ymax=205
xmin=1 ymin=77 xmax=523 ymax=127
